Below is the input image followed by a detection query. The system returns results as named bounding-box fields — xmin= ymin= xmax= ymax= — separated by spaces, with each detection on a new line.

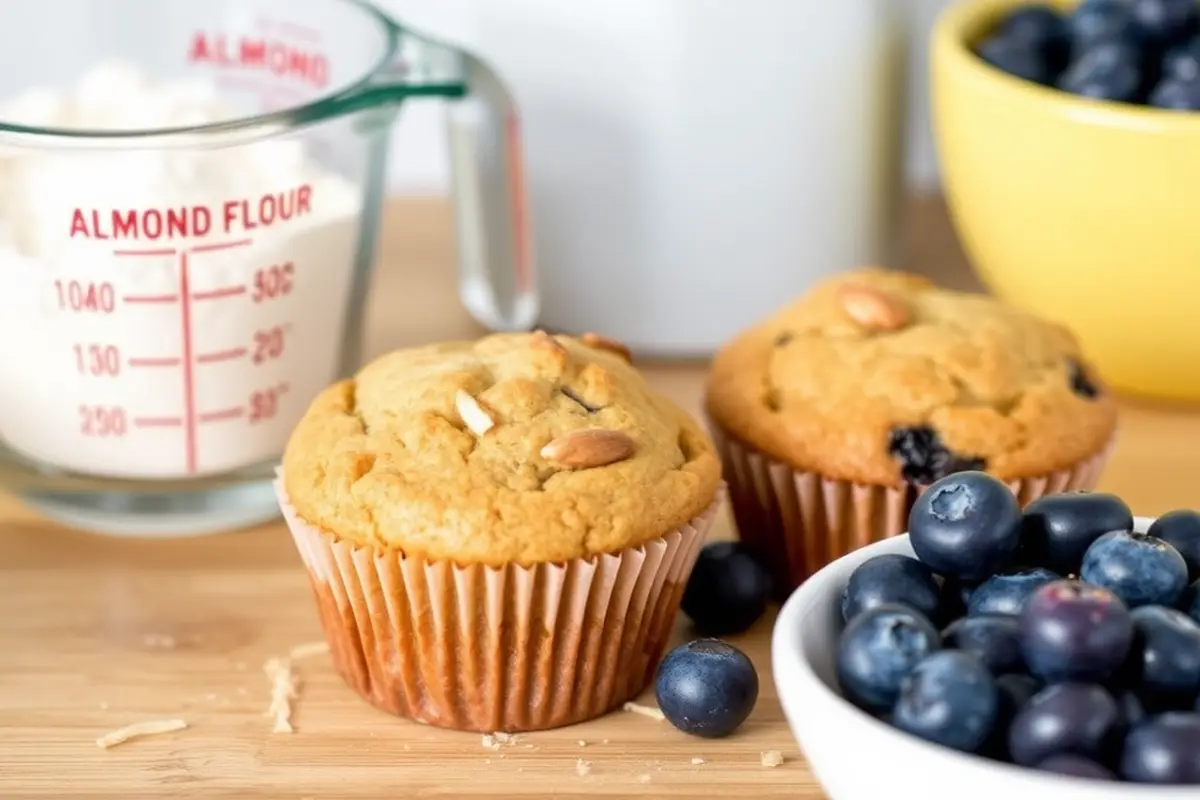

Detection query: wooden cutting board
xmin=2 ymin=198 xmax=1198 ymax=799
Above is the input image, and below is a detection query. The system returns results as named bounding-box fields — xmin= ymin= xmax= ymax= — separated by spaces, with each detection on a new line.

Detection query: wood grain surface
xmin=3 ymin=197 xmax=1200 ymax=799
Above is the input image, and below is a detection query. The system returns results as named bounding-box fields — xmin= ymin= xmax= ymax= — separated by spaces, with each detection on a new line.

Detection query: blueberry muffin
xmin=705 ymin=267 xmax=1117 ymax=593
xmin=276 ymin=330 xmax=722 ymax=732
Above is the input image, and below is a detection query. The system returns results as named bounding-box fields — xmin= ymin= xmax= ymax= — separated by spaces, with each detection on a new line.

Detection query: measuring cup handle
xmin=444 ymin=54 xmax=538 ymax=332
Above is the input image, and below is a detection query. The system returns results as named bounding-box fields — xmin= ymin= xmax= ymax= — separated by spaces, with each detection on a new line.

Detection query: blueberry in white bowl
xmin=1148 ymin=509 xmax=1200 ymax=579
xmin=841 ymin=553 xmax=941 ymax=624
xmin=1019 ymin=491 xmax=1132 ymax=574
xmin=1125 ymin=604 xmax=1200 ymax=706
xmin=891 ymin=651 xmax=999 ymax=753
xmin=907 ymin=471 xmax=1021 ymax=582
xmin=967 ymin=568 xmax=1060 ymax=616
xmin=1018 ymin=580 xmax=1134 ymax=683
xmin=1006 ymin=682 xmax=1121 ymax=767
xmin=942 ymin=614 xmax=1025 ymax=675
xmin=835 ymin=603 xmax=940 ymax=713
xmin=1080 ymin=529 xmax=1189 ymax=608
xmin=1120 ymin=713 xmax=1200 ymax=783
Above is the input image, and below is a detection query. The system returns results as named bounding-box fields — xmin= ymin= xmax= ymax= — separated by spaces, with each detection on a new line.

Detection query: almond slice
xmin=541 ymin=428 xmax=635 ymax=469
xmin=455 ymin=389 xmax=495 ymax=436
xmin=838 ymin=284 xmax=909 ymax=332
xmin=581 ymin=332 xmax=633 ymax=363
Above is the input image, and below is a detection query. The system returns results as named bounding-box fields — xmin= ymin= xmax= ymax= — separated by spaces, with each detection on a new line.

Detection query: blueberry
xmin=1067 ymin=359 xmax=1101 ymax=399
xmin=1058 ymin=41 xmax=1144 ymax=102
xmin=835 ymin=604 xmax=940 ymax=713
xmin=1019 ymin=580 xmax=1134 ymax=683
xmin=840 ymin=554 xmax=940 ymax=625
xmin=1149 ymin=510 xmax=1200 ymax=579
xmin=942 ymin=615 xmax=1024 ymax=675
xmin=892 ymin=651 xmax=999 ymax=753
xmin=983 ymin=673 xmax=1043 ymax=761
xmin=907 ymin=472 xmax=1021 ymax=582
xmin=1001 ymin=4 xmax=1071 ymax=64
xmin=1068 ymin=0 xmax=1141 ymax=52
xmin=1130 ymin=0 xmax=1200 ymax=48
xmin=978 ymin=35 xmax=1056 ymax=85
xmin=1121 ymin=713 xmax=1200 ymax=784
xmin=1082 ymin=531 xmax=1189 ymax=608
xmin=887 ymin=426 xmax=986 ymax=486
xmin=1020 ymin=491 xmax=1132 ymax=574
xmin=1149 ymin=76 xmax=1200 ymax=108
xmin=682 ymin=542 xmax=772 ymax=635
xmin=1182 ymin=581 xmax=1200 ymax=623
xmin=1036 ymin=754 xmax=1117 ymax=780
xmin=1164 ymin=37 xmax=1200 ymax=80
xmin=654 ymin=639 xmax=758 ymax=738
xmin=1125 ymin=605 xmax=1200 ymax=704
xmin=968 ymin=568 xmax=1060 ymax=616
xmin=1008 ymin=682 xmax=1120 ymax=766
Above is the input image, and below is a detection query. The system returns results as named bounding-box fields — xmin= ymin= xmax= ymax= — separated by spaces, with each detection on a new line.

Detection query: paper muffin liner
xmin=707 ymin=423 xmax=1112 ymax=596
xmin=274 ymin=471 xmax=721 ymax=733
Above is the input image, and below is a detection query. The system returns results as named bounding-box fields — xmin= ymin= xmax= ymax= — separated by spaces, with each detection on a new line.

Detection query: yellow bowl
xmin=933 ymin=0 xmax=1200 ymax=402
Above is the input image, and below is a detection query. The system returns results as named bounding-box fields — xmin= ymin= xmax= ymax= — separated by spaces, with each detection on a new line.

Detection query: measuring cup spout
xmin=352 ymin=27 xmax=538 ymax=332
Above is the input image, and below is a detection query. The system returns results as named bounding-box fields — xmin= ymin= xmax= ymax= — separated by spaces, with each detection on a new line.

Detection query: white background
xmin=378 ymin=0 xmax=953 ymax=195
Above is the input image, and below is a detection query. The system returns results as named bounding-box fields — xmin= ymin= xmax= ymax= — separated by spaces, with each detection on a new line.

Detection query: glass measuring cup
xmin=0 ymin=0 xmax=535 ymax=536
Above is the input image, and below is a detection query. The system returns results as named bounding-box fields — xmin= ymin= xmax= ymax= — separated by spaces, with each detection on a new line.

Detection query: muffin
xmin=705 ymin=267 xmax=1117 ymax=594
xmin=276 ymin=331 xmax=722 ymax=733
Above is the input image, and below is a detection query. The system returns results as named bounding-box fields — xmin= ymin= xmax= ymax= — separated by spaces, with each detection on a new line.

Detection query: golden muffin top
xmin=282 ymin=331 xmax=721 ymax=565
xmin=705 ymin=267 xmax=1118 ymax=486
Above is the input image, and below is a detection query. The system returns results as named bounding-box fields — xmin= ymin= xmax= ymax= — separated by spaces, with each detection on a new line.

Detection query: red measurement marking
xmin=199 ymin=406 xmax=246 ymax=424
xmin=191 ymin=238 xmax=252 ymax=254
xmin=128 ymin=356 xmax=181 ymax=368
xmin=113 ymin=248 xmax=177 ymax=257
xmin=196 ymin=347 xmax=248 ymax=364
xmin=122 ymin=294 xmax=179 ymax=304
xmin=192 ymin=285 xmax=246 ymax=301
xmin=179 ymin=252 xmax=197 ymax=474
xmin=134 ymin=416 xmax=183 ymax=428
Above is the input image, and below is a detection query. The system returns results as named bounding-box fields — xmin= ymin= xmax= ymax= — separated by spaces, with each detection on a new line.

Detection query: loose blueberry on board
xmin=978 ymin=35 xmax=1057 ymax=85
xmin=1068 ymin=0 xmax=1142 ymax=53
xmin=1129 ymin=0 xmax=1200 ymax=49
xmin=1081 ymin=530 xmax=1189 ymax=609
xmin=942 ymin=615 xmax=1025 ymax=675
xmin=1125 ymin=605 xmax=1200 ymax=703
xmin=1149 ymin=510 xmax=1200 ymax=579
xmin=1149 ymin=76 xmax=1200 ymax=108
xmin=835 ymin=604 xmax=940 ymax=713
xmin=1036 ymin=754 xmax=1117 ymax=780
xmin=907 ymin=472 xmax=1021 ymax=582
xmin=1019 ymin=491 xmax=1133 ymax=574
xmin=840 ymin=554 xmax=941 ymax=624
xmin=1058 ymin=40 xmax=1144 ymax=102
xmin=891 ymin=651 xmax=1000 ymax=753
xmin=1121 ymin=713 xmax=1200 ymax=784
xmin=887 ymin=426 xmax=986 ymax=486
xmin=1007 ymin=682 xmax=1121 ymax=767
xmin=654 ymin=639 xmax=758 ymax=739
xmin=681 ymin=542 xmax=772 ymax=636
xmin=967 ymin=568 xmax=1060 ymax=617
xmin=1019 ymin=580 xmax=1134 ymax=683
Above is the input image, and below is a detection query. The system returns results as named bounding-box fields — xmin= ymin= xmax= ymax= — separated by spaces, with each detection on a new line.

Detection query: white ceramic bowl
xmin=770 ymin=516 xmax=1200 ymax=800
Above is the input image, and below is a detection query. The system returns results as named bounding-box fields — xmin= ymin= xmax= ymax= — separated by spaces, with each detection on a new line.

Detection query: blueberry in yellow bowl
xmin=933 ymin=0 xmax=1200 ymax=402
xmin=773 ymin=470 xmax=1200 ymax=798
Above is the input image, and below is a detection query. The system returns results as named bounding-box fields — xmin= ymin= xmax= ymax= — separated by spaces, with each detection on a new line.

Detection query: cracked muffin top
xmin=705 ymin=267 xmax=1118 ymax=486
xmin=282 ymin=331 xmax=721 ymax=565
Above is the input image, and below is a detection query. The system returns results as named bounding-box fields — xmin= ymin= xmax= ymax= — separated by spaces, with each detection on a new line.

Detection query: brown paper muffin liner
xmin=274 ymin=471 xmax=722 ymax=733
xmin=707 ymin=423 xmax=1113 ymax=596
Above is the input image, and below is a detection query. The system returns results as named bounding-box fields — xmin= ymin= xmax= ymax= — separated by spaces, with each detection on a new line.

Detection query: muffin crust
xmin=283 ymin=332 xmax=720 ymax=565
xmin=705 ymin=268 xmax=1118 ymax=486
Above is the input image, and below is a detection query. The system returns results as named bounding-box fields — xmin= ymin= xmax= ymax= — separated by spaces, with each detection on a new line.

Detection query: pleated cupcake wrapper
xmin=707 ymin=421 xmax=1112 ymax=596
xmin=275 ymin=470 xmax=721 ymax=733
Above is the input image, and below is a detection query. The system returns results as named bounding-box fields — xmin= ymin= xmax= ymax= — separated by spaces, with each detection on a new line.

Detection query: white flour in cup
xmin=0 ymin=61 xmax=365 ymax=480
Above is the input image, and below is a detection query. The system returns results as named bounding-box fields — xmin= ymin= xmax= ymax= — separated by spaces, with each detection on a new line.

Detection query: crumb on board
xmin=481 ymin=732 xmax=522 ymax=751
xmin=288 ymin=640 xmax=331 ymax=661
xmin=691 ymin=757 xmax=706 ymax=765
xmin=760 ymin=750 xmax=784 ymax=768
xmin=576 ymin=759 xmax=592 ymax=777
xmin=622 ymin=701 xmax=666 ymax=722
xmin=96 ymin=718 xmax=188 ymax=749
xmin=578 ymin=739 xmax=588 ymax=747
xmin=263 ymin=657 xmax=299 ymax=734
